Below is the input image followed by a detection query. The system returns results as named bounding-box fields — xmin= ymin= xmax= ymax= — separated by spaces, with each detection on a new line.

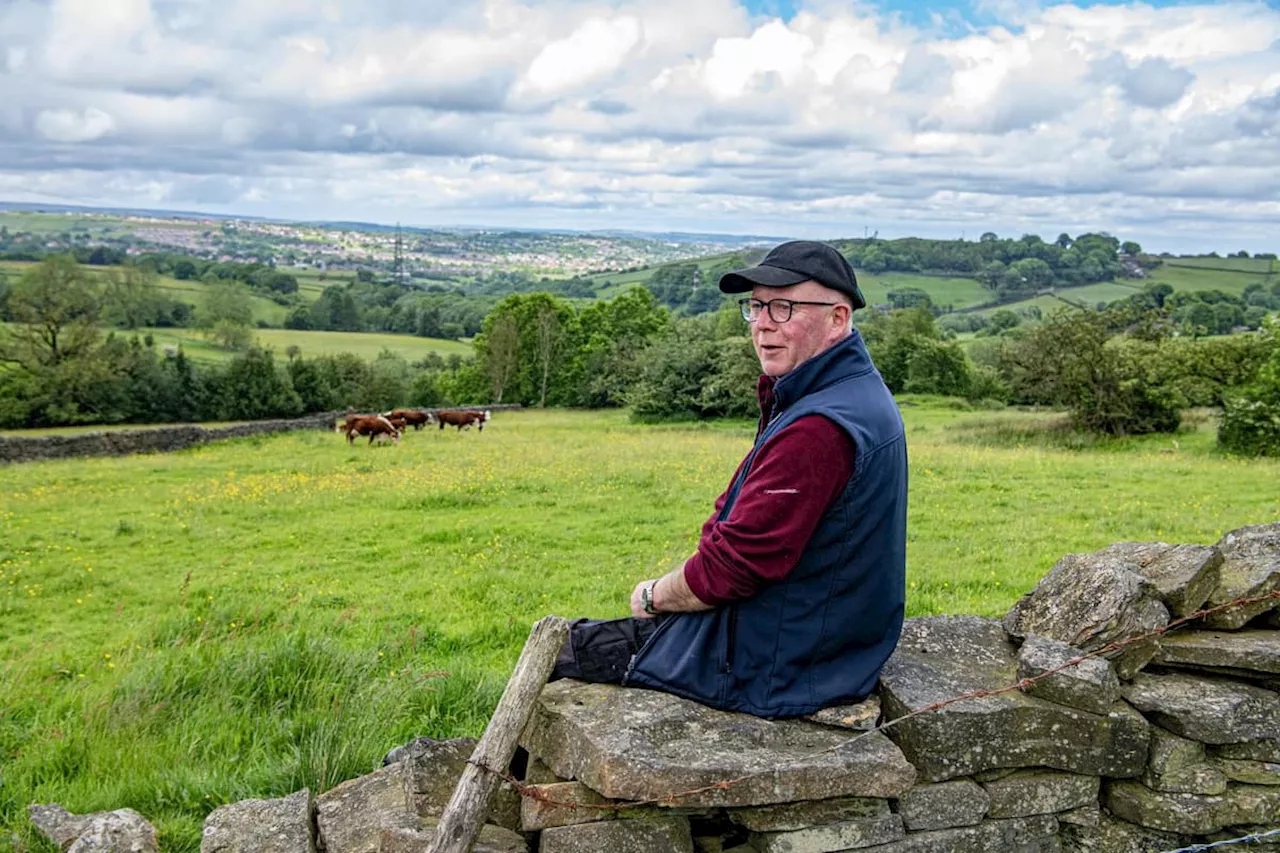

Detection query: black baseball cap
xmin=718 ymin=241 xmax=865 ymax=310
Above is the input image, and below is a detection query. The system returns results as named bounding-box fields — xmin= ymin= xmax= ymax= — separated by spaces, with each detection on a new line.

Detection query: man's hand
xmin=630 ymin=580 xmax=657 ymax=620
xmin=628 ymin=567 xmax=715 ymax=619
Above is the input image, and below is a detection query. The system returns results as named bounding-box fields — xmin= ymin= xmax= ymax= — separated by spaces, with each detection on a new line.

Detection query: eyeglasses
xmin=739 ymin=297 xmax=838 ymax=324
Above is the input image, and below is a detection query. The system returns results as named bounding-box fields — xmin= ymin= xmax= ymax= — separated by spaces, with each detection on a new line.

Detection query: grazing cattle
xmin=344 ymin=414 xmax=401 ymax=445
xmin=435 ymin=409 xmax=491 ymax=432
xmin=387 ymin=409 xmax=435 ymax=431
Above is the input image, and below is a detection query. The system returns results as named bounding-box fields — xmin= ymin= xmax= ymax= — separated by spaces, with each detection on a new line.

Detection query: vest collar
xmin=770 ymin=330 xmax=873 ymax=414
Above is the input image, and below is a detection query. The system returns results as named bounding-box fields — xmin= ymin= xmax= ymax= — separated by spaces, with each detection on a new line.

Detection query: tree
xmin=173 ymin=259 xmax=198 ymax=280
xmin=1 ymin=256 xmax=100 ymax=367
xmin=481 ymin=313 xmax=519 ymax=403
xmin=1120 ymin=241 xmax=1142 ymax=257
xmin=200 ymin=282 xmax=254 ymax=349
xmin=887 ymin=288 xmax=933 ymax=310
xmin=534 ymin=302 xmax=566 ymax=408
xmin=215 ymin=348 xmax=302 ymax=419
xmin=1219 ymin=319 xmax=1280 ymax=456
xmin=1000 ymin=308 xmax=1182 ymax=435
xmin=102 ymin=265 xmax=161 ymax=329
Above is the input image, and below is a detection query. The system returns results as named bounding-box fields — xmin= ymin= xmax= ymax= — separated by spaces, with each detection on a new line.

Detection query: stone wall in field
xmin=27 ymin=523 xmax=1280 ymax=853
xmin=0 ymin=405 xmax=520 ymax=465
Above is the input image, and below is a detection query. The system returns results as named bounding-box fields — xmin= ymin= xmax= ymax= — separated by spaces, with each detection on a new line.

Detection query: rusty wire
xmin=1157 ymin=827 xmax=1280 ymax=853
xmin=467 ymin=588 xmax=1280 ymax=814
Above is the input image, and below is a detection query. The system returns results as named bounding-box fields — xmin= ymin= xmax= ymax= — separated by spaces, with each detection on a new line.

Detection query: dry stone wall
xmin=0 ymin=406 xmax=520 ymax=465
xmin=28 ymin=523 xmax=1280 ymax=853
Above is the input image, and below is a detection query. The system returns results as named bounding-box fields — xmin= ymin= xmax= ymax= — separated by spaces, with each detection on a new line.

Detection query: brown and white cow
xmin=344 ymin=414 xmax=401 ymax=445
xmin=386 ymin=408 xmax=435 ymax=431
xmin=435 ymin=409 xmax=491 ymax=432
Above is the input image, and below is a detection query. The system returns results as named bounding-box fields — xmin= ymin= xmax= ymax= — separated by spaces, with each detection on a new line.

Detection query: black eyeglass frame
xmin=738 ymin=297 xmax=840 ymax=323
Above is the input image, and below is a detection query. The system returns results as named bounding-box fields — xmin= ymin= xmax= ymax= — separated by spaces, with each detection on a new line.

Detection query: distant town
xmin=0 ymin=205 xmax=773 ymax=280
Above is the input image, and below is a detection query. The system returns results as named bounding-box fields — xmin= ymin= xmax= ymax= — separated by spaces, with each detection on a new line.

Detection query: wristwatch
xmin=641 ymin=582 xmax=658 ymax=615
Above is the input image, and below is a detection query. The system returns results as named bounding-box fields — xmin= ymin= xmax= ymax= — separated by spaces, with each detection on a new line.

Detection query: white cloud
xmin=35 ymin=107 xmax=116 ymax=142
xmin=0 ymin=0 xmax=1278 ymax=251
xmin=521 ymin=16 xmax=642 ymax=96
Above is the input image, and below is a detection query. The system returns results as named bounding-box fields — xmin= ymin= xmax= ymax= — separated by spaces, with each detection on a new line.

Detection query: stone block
xmin=1058 ymin=813 xmax=1184 ymax=853
xmin=1156 ymin=629 xmax=1280 ymax=677
xmin=382 ymin=737 xmax=520 ymax=832
xmin=878 ymin=616 xmax=1149 ymax=782
xmin=1095 ymin=542 xmax=1222 ymax=618
xmin=843 ymin=815 xmax=1058 ymax=853
xmin=29 ymin=805 xmax=158 ymax=853
xmin=522 ymin=680 xmax=916 ymax=807
xmin=1122 ymin=672 xmax=1280 ymax=744
xmin=28 ymin=805 xmax=92 ymax=850
xmin=201 ymin=789 xmax=314 ymax=853
xmin=1105 ymin=780 xmax=1280 ymax=835
xmin=519 ymin=782 xmax=616 ymax=831
xmin=895 ymin=780 xmax=989 ymax=831
xmin=803 ymin=696 xmax=880 ymax=731
xmin=316 ymin=764 xmax=419 ymax=853
xmin=539 ymin=815 xmax=693 ymax=853
xmin=1003 ymin=551 xmax=1170 ymax=678
xmin=981 ymin=770 xmax=1099 ymax=819
xmin=1055 ymin=805 xmax=1100 ymax=828
xmin=1016 ymin=636 xmax=1120 ymax=716
xmin=1211 ymin=758 xmax=1280 ymax=785
xmin=524 ymin=757 xmax=568 ymax=785
xmin=747 ymin=813 xmax=904 ymax=853
xmin=728 ymin=798 xmax=890 ymax=832
xmin=1143 ymin=726 xmax=1228 ymax=795
xmin=377 ymin=825 xmax=527 ymax=853
xmin=1210 ymin=739 xmax=1280 ymax=763
xmin=1202 ymin=523 xmax=1280 ymax=630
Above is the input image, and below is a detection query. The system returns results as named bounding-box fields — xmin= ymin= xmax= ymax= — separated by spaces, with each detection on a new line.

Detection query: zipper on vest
xmin=723 ymin=605 xmax=738 ymax=675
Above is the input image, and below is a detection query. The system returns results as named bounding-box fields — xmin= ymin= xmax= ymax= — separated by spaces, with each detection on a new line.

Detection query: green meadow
xmin=2 ymin=402 xmax=1278 ymax=852
xmin=137 ymin=327 xmax=472 ymax=365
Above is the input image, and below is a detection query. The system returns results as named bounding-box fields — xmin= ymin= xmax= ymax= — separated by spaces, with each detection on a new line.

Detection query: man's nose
xmin=754 ymin=306 xmax=779 ymax=330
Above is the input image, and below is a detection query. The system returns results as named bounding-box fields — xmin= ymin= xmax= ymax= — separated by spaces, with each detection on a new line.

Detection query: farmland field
xmin=138 ymin=327 xmax=472 ymax=364
xmin=3 ymin=402 xmax=1278 ymax=852
xmin=0 ymin=322 xmax=469 ymax=367
xmin=595 ymin=259 xmax=994 ymax=312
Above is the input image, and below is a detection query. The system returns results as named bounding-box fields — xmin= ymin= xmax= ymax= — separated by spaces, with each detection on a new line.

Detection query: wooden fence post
xmin=426 ymin=615 xmax=570 ymax=853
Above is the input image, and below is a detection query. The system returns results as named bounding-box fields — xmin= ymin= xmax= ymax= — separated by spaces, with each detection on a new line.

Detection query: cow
xmin=344 ymin=414 xmax=401 ymax=445
xmin=386 ymin=409 xmax=435 ymax=431
xmin=435 ymin=409 xmax=491 ymax=432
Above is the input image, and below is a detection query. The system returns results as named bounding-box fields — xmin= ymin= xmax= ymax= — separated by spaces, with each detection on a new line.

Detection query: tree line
xmin=4 ymin=255 xmax=1279 ymax=456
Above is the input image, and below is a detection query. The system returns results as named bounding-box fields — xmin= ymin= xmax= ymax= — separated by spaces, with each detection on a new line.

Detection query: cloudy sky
xmin=1 ymin=0 xmax=1278 ymax=252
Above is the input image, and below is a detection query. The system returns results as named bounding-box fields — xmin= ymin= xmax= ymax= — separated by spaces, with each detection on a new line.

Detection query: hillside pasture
xmin=1159 ymin=256 xmax=1277 ymax=274
xmin=593 ymin=258 xmax=994 ymax=312
xmin=0 ymin=261 xmax=291 ymax=326
xmin=2 ymin=402 xmax=1278 ymax=852
xmin=1145 ymin=261 xmax=1276 ymax=296
xmin=137 ymin=327 xmax=471 ymax=364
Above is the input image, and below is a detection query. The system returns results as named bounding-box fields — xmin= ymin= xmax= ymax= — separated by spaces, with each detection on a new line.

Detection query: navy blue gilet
xmin=625 ymin=330 xmax=908 ymax=718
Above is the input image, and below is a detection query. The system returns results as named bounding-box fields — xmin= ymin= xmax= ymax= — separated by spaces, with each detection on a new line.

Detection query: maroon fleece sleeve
xmin=682 ymin=415 xmax=856 ymax=606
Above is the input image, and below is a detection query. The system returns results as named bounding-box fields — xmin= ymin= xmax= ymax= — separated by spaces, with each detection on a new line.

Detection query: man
xmin=551 ymin=241 xmax=907 ymax=718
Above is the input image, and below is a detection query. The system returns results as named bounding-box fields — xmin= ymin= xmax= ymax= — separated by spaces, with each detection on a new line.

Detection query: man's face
xmin=749 ymin=280 xmax=849 ymax=377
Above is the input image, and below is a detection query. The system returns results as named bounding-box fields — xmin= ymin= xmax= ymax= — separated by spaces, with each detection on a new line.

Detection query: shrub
xmin=1001 ymin=308 xmax=1183 ymax=435
xmin=1219 ymin=319 xmax=1280 ymax=456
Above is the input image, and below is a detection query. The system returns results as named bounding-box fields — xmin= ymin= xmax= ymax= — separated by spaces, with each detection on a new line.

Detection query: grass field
xmin=136 ymin=327 xmax=471 ymax=365
xmin=596 ymin=260 xmax=994 ymax=312
xmin=0 ymin=261 xmax=291 ymax=326
xmin=0 ymin=322 xmax=470 ymax=367
xmin=2 ymin=402 xmax=1278 ymax=851
xmin=1159 ymin=256 xmax=1277 ymax=274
